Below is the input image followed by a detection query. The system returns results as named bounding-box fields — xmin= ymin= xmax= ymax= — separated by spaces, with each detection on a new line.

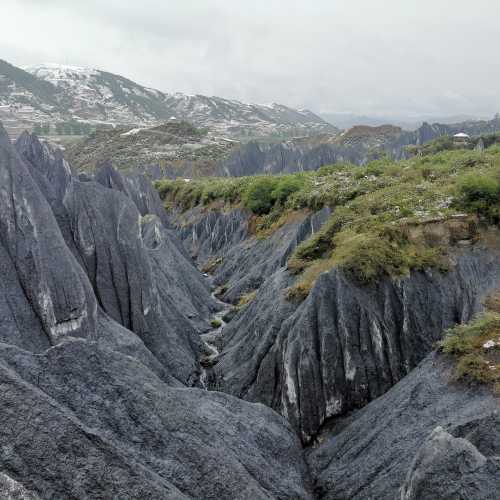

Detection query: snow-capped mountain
xmin=0 ymin=59 xmax=337 ymax=138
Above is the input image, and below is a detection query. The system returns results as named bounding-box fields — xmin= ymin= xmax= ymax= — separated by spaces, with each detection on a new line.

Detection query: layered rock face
xmin=0 ymin=125 xmax=97 ymax=348
xmin=0 ymin=340 xmax=311 ymax=499
xmin=217 ymin=249 xmax=500 ymax=441
xmin=216 ymin=131 xmax=413 ymax=177
xmin=308 ymin=352 xmax=500 ymax=499
xmin=177 ymin=206 xmax=331 ymax=303
xmin=0 ymin=125 xmax=313 ymax=499
xmin=170 ymin=201 xmax=500 ymax=499
xmin=215 ymin=118 xmax=500 ymax=177
xmin=174 ymin=206 xmax=500 ymax=443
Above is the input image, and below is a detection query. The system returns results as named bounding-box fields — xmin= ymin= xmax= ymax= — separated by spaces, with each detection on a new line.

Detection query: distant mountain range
xmin=0 ymin=59 xmax=337 ymax=139
xmin=320 ymin=112 xmax=489 ymax=131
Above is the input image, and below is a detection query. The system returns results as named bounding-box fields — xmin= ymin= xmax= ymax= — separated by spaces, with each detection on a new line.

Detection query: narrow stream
xmin=199 ymin=282 xmax=233 ymax=389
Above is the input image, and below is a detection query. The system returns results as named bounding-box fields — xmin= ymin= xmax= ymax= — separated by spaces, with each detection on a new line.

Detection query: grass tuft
xmin=440 ymin=304 xmax=500 ymax=390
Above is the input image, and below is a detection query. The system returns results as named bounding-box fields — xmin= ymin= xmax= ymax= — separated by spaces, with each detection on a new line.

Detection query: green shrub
xmin=210 ymin=319 xmax=222 ymax=328
xmin=331 ymin=229 xmax=408 ymax=283
xmin=457 ymin=173 xmax=500 ymax=221
xmin=271 ymin=176 xmax=303 ymax=204
xmin=242 ymin=177 xmax=279 ymax=214
xmin=440 ymin=312 xmax=500 ymax=389
xmin=365 ymin=159 xmax=388 ymax=177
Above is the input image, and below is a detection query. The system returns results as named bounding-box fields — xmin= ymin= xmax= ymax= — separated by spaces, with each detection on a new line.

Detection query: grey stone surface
xmin=95 ymin=161 xmax=171 ymax=227
xmin=400 ymin=425 xmax=500 ymax=500
xmin=0 ymin=122 xmax=313 ymax=499
xmin=216 ymin=118 xmax=500 ymax=177
xmin=0 ymin=340 xmax=312 ymax=500
xmin=173 ymin=202 xmax=500 ymax=443
xmin=308 ymin=352 xmax=500 ymax=499
xmin=63 ymin=174 xmax=203 ymax=384
xmin=215 ymin=249 xmax=500 ymax=441
xmin=142 ymin=214 xmax=220 ymax=333
xmin=0 ymin=124 xmax=98 ymax=346
xmin=1 ymin=121 xmax=499 ymax=499
xmin=175 ymin=205 xmax=331 ymax=303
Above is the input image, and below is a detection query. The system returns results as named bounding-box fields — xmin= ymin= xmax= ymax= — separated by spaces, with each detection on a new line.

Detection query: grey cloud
xmin=3 ymin=0 xmax=500 ymax=119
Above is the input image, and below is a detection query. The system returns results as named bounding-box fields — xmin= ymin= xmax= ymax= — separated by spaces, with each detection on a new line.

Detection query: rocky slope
xmin=0 ymin=59 xmax=68 ymax=137
xmin=308 ymin=351 xmax=500 ymax=499
xmin=169 ymin=194 xmax=500 ymax=498
xmin=65 ymin=121 xmax=238 ymax=176
xmin=0 ymin=123 xmax=314 ymax=498
xmin=216 ymin=118 xmax=500 ymax=176
xmin=172 ymin=204 xmax=500 ymax=442
xmin=0 ymin=59 xmax=336 ymax=139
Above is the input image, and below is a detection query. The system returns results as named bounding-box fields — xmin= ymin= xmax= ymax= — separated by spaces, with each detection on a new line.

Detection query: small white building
xmin=453 ymin=132 xmax=470 ymax=144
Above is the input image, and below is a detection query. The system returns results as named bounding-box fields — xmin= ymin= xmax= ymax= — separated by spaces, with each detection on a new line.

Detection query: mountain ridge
xmin=0 ymin=59 xmax=336 ymax=139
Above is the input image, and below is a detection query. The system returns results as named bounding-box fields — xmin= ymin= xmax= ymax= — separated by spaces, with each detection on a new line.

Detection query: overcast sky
xmin=3 ymin=0 xmax=499 ymax=119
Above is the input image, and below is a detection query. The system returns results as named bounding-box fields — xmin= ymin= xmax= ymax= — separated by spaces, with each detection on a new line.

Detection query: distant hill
xmin=65 ymin=121 xmax=238 ymax=177
xmin=66 ymin=115 xmax=500 ymax=178
xmin=0 ymin=59 xmax=337 ymax=139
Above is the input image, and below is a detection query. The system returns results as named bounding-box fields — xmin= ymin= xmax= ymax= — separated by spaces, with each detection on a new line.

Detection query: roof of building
xmin=453 ymin=132 xmax=470 ymax=138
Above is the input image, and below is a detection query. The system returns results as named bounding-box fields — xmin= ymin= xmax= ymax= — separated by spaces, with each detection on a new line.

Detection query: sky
xmin=3 ymin=0 xmax=500 ymax=119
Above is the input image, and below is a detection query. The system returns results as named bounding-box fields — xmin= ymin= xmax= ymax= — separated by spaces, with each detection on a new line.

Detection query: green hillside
xmin=156 ymin=135 xmax=500 ymax=298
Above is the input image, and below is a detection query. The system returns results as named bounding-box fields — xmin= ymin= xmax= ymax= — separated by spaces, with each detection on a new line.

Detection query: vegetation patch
xmin=157 ymin=137 xmax=500 ymax=300
xmin=456 ymin=171 xmax=500 ymax=223
xmin=237 ymin=290 xmax=257 ymax=307
xmin=440 ymin=292 xmax=500 ymax=391
xmin=201 ymin=256 xmax=223 ymax=274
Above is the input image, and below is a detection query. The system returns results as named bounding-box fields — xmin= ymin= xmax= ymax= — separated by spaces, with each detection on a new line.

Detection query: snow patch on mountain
xmin=2 ymin=60 xmax=338 ymax=139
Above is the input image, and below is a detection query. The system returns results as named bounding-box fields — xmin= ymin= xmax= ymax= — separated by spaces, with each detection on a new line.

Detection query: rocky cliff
xmin=0 ymin=124 xmax=313 ymax=498
xmin=216 ymin=117 xmax=500 ymax=177
xmin=173 ymin=205 xmax=500 ymax=443
xmin=74 ymin=116 xmax=500 ymax=180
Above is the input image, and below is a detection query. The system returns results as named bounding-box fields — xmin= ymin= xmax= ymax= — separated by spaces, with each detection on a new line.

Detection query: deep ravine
xmin=1 ymin=123 xmax=499 ymax=499
xmin=199 ymin=279 xmax=233 ymax=389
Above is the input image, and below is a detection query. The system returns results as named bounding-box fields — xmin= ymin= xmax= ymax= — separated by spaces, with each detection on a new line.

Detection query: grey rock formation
xmin=13 ymin=133 xmax=219 ymax=383
xmin=0 ymin=340 xmax=312 ymax=499
xmin=63 ymin=177 xmax=201 ymax=384
xmin=142 ymin=214 xmax=220 ymax=333
xmin=216 ymin=133 xmax=412 ymax=177
xmin=176 ymin=206 xmax=331 ymax=303
xmin=215 ymin=249 xmax=500 ymax=441
xmin=308 ymin=352 xmax=500 ymax=499
xmin=2 ymin=121 xmax=499 ymax=499
xmin=0 ymin=124 xmax=97 ymax=347
xmin=173 ymin=202 xmax=500 ymax=441
xmin=400 ymin=425 xmax=500 ymax=500
xmin=176 ymin=206 xmax=250 ymax=265
xmin=215 ymin=117 xmax=500 ymax=178
xmin=95 ymin=161 xmax=171 ymax=227
xmin=0 ymin=123 xmax=314 ymax=498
